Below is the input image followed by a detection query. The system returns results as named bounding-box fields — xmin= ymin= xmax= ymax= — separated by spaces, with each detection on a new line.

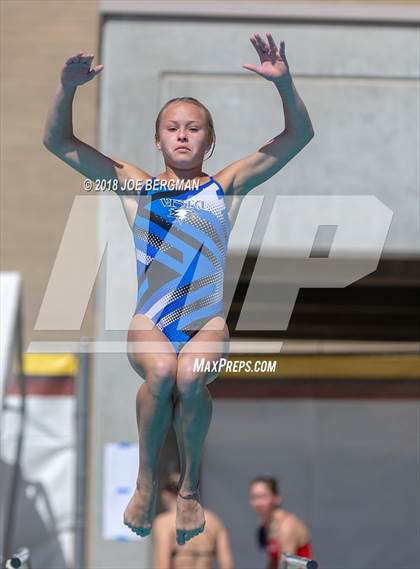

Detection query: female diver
xmin=43 ymin=32 xmax=314 ymax=546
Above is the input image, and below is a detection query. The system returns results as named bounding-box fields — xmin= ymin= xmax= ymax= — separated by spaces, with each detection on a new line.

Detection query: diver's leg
xmin=123 ymin=314 xmax=178 ymax=536
xmin=172 ymin=389 xmax=186 ymax=491
xmin=174 ymin=317 xmax=230 ymax=545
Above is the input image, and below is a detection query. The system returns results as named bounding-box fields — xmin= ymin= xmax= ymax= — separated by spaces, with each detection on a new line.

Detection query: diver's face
xmin=156 ymin=102 xmax=211 ymax=166
xmin=249 ymin=482 xmax=279 ymax=517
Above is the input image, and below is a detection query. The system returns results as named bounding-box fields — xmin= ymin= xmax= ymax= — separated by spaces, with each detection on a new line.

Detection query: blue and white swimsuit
xmin=132 ymin=176 xmax=231 ymax=353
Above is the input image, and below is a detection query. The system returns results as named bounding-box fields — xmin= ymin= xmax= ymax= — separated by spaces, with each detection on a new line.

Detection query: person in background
xmin=152 ymin=472 xmax=235 ymax=569
xmin=249 ymin=476 xmax=314 ymax=569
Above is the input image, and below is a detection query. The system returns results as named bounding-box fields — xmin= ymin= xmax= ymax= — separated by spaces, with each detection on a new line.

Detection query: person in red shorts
xmin=249 ymin=476 xmax=314 ymax=569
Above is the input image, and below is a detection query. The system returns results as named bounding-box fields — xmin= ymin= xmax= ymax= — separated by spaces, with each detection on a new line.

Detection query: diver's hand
xmin=61 ymin=52 xmax=103 ymax=88
xmin=242 ymin=33 xmax=290 ymax=84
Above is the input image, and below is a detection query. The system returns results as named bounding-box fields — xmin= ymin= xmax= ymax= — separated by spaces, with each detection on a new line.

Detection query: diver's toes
xmin=138 ymin=527 xmax=151 ymax=537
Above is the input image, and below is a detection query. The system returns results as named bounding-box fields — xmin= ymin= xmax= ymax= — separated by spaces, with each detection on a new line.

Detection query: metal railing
xmin=281 ymin=552 xmax=319 ymax=569
xmin=74 ymin=337 xmax=90 ymax=569
xmin=4 ymin=546 xmax=31 ymax=569
xmin=0 ymin=272 xmax=26 ymax=566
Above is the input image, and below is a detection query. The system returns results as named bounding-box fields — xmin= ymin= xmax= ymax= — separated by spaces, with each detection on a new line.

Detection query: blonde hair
xmin=154 ymin=97 xmax=216 ymax=160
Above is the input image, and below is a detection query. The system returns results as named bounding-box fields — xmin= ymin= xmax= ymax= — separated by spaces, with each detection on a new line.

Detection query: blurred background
xmin=1 ymin=1 xmax=419 ymax=568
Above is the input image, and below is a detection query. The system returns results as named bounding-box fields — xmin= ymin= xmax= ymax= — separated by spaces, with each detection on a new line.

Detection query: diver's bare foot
xmin=176 ymin=486 xmax=206 ymax=545
xmin=123 ymin=478 xmax=157 ymax=537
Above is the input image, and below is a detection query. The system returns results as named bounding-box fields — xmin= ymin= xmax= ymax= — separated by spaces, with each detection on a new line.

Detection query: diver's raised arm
xmin=216 ymin=33 xmax=314 ymax=196
xmin=43 ymin=52 xmax=103 ymax=150
xmin=42 ymin=52 xmax=148 ymax=192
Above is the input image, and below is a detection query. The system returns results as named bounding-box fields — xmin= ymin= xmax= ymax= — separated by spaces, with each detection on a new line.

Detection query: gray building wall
xmin=91 ymin=4 xmax=420 ymax=568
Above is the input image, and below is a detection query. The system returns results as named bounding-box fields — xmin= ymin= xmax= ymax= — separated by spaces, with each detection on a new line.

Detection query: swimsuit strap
xmin=139 ymin=176 xmax=156 ymax=196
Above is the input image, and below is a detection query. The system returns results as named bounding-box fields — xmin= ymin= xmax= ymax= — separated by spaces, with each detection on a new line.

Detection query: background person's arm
xmin=276 ymin=517 xmax=301 ymax=556
xmin=216 ymin=33 xmax=314 ymax=196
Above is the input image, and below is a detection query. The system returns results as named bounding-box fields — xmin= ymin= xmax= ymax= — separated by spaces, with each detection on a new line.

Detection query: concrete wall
xmin=90 ymin=3 xmax=419 ymax=569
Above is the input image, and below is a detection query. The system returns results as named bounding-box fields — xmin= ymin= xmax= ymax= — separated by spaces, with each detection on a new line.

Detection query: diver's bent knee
xmin=126 ymin=351 xmax=146 ymax=377
xmin=146 ymin=376 xmax=176 ymax=399
xmin=146 ymin=358 xmax=177 ymax=398
xmin=127 ymin=350 xmax=176 ymax=379
xmin=176 ymin=360 xmax=206 ymax=399
xmin=205 ymin=370 xmax=220 ymax=386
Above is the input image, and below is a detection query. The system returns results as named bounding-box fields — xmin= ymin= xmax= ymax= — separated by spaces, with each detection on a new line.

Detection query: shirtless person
xmin=249 ymin=476 xmax=314 ymax=569
xmin=152 ymin=472 xmax=235 ymax=569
